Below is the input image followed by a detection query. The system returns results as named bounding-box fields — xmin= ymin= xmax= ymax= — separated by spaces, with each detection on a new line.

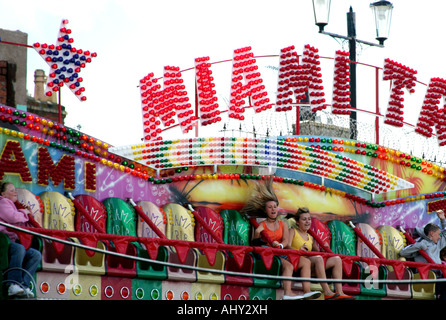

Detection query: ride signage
xmin=140 ymin=43 xmax=446 ymax=147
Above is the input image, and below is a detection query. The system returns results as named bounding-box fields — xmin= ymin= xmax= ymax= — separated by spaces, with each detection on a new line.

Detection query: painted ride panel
xmin=327 ymin=220 xmax=362 ymax=295
xmin=378 ymin=225 xmax=413 ymax=299
xmin=16 ymin=188 xmax=43 ymax=227
xmin=221 ymin=284 xmax=250 ymax=300
xmin=163 ymin=203 xmax=197 ymax=282
xmin=36 ymin=271 xmax=71 ymax=299
xmin=102 ymin=198 xmax=138 ymax=277
xmin=68 ymin=274 xmax=102 ymax=300
xmin=309 ymin=217 xmax=331 ymax=251
xmin=39 ymin=191 xmax=75 ymax=273
xmin=355 ymin=223 xmax=387 ymax=298
xmin=194 ymin=206 xmax=226 ymax=284
xmin=74 ymin=194 xmax=106 ymax=234
xmin=134 ymin=200 xmax=168 ymax=279
xmin=220 ymin=209 xmax=254 ymax=286
xmin=131 ymin=278 xmax=163 ymax=300
xmin=136 ymin=200 xmax=166 ymax=238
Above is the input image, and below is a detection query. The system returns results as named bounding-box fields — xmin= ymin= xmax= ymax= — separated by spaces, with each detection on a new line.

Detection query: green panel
xmin=356 ymin=295 xmax=383 ymax=300
xmin=251 ymin=254 xmax=282 ymax=289
xmin=360 ymin=264 xmax=388 ymax=297
xmin=103 ymin=198 xmax=137 ymax=236
xmin=134 ymin=242 xmax=168 ymax=280
xmin=249 ymin=286 xmax=276 ymax=300
xmin=220 ymin=209 xmax=250 ymax=246
xmin=327 ymin=220 xmax=357 ymax=255
xmin=132 ymin=278 xmax=163 ymax=300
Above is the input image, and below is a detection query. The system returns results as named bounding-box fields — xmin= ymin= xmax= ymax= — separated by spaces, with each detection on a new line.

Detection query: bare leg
xmin=309 ymin=255 xmax=335 ymax=296
xmin=297 ymin=256 xmax=312 ymax=293
xmin=325 ymin=256 xmax=348 ymax=295
xmin=280 ymin=258 xmax=295 ymax=296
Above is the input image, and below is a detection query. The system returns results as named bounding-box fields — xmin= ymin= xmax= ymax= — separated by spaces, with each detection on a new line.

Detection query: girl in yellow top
xmin=287 ymin=207 xmax=353 ymax=300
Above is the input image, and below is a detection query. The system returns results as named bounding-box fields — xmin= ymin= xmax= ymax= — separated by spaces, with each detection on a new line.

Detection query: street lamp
xmin=311 ymin=0 xmax=393 ymax=140
xmin=370 ymin=1 xmax=394 ymax=45
xmin=312 ymin=0 xmax=331 ymax=32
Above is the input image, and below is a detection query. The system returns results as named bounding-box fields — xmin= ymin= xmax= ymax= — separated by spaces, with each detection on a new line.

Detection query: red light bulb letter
xmin=229 ymin=46 xmax=271 ymax=120
xmin=382 ymin=58 xmax=417 ymax=127
xmin=332 ymin=50 xmax=351 ymax=115
xmin=163 ymin=66 xmax=197 ymax=134
xmin=195 ymin=56 xmax=222 ymax=126
xmin=140 ymin=72 xmax=163 ymax=141
xmin=415 ymin=77 xmax=446 ymax=146
xmin=275 ymin=45 xmax=302 ymax=112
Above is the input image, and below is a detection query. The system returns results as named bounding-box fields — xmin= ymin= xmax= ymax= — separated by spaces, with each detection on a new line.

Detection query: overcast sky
xmin=1 ymin=0 xmax=445 ymax=148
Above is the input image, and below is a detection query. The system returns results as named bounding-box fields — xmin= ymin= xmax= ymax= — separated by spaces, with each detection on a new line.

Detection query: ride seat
xmin=356 ymin=223 xmax=387 ymax=297
xmin=327 ymin=219 xmax=361 ymax=295
xmin=103 ymin=197 xmax=138 ymax=277
xmin=39 ymin=191 xmax=76 ymax=273
xmin=135 ymin=200 xmax=168 ymax=280
xmin=73 ymin=194 xmax=107 ymax=276
xmin=220 ymin=209 xmax=254 ymax=286
xmin=194 ymin=206 xmax=226 ymax=284
xmin=163 ymin=203 xmax=197 ymax=282
xmin=378 ymin=225 xmax=412 ymax=299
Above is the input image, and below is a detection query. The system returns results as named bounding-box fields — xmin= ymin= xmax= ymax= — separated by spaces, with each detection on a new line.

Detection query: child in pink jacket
xmin=0 ymin=190 xmax=30 ymax=241
xmin=0 ymin=182 xmax=41 ymax=298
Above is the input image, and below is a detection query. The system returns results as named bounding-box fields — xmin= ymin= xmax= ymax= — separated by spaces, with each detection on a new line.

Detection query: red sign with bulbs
xmin=139 ymin=43 xmax=446 ymax=147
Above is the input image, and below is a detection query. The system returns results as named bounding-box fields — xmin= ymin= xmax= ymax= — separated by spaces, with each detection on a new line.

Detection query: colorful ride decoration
xmin=74 ymin=194 xmax=107 ymax=233
xmin=136 ymin=200 xmax=166 ymax=239
xmin=427 ymin=198 xmax=446 ymax=213
xmin=40 ymin=191 xmax=75 ymax=231
xmin=110 ymin=136 xmax=414 ymax=197
xmin=16 ymin=188 xmax=44 ymax=226
xmin=33 ymin=19 xmax=96 ymax=101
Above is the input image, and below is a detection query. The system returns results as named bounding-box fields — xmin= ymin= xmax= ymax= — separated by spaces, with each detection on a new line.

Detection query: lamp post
xmin=312 ymin=0 xmax=393 ymax=140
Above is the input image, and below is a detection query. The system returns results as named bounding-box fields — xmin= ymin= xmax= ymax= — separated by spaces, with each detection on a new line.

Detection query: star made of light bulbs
xmin=33 ymin=19 xmax=97 ymax=101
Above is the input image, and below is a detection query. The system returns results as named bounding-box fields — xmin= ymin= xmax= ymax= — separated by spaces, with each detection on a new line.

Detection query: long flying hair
xmin=240 ymin=177 xmax=279 ymax=218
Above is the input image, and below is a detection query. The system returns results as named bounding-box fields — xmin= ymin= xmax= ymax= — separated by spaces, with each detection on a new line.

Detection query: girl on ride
xmin=241 ymin=178 xmax=321 ymax=300
xmin=287 ymin=207 xmax=354 ymax=300
xmin=0 ymin=182 xmax=42 ymax=298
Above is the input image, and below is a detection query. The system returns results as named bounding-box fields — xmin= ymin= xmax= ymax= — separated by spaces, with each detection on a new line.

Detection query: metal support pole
xmin=318 ymin=7 xmax=384 ymax=141
xmin=375 ymin=67 xmax=380 ymax=145
xmin=194 ymin=80 xmax=199 ymax=138
xmin=347 ymin=7 xmax=357 ymax=140
xmin=58 ymin=90 xmax=62 ymax=124
xmin=295 ymin=104 xmax=300 ymax=135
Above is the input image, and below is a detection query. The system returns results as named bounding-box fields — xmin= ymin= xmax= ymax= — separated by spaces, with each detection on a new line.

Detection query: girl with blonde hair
xmin=241 ymin=178 xmax=321 ymax=300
